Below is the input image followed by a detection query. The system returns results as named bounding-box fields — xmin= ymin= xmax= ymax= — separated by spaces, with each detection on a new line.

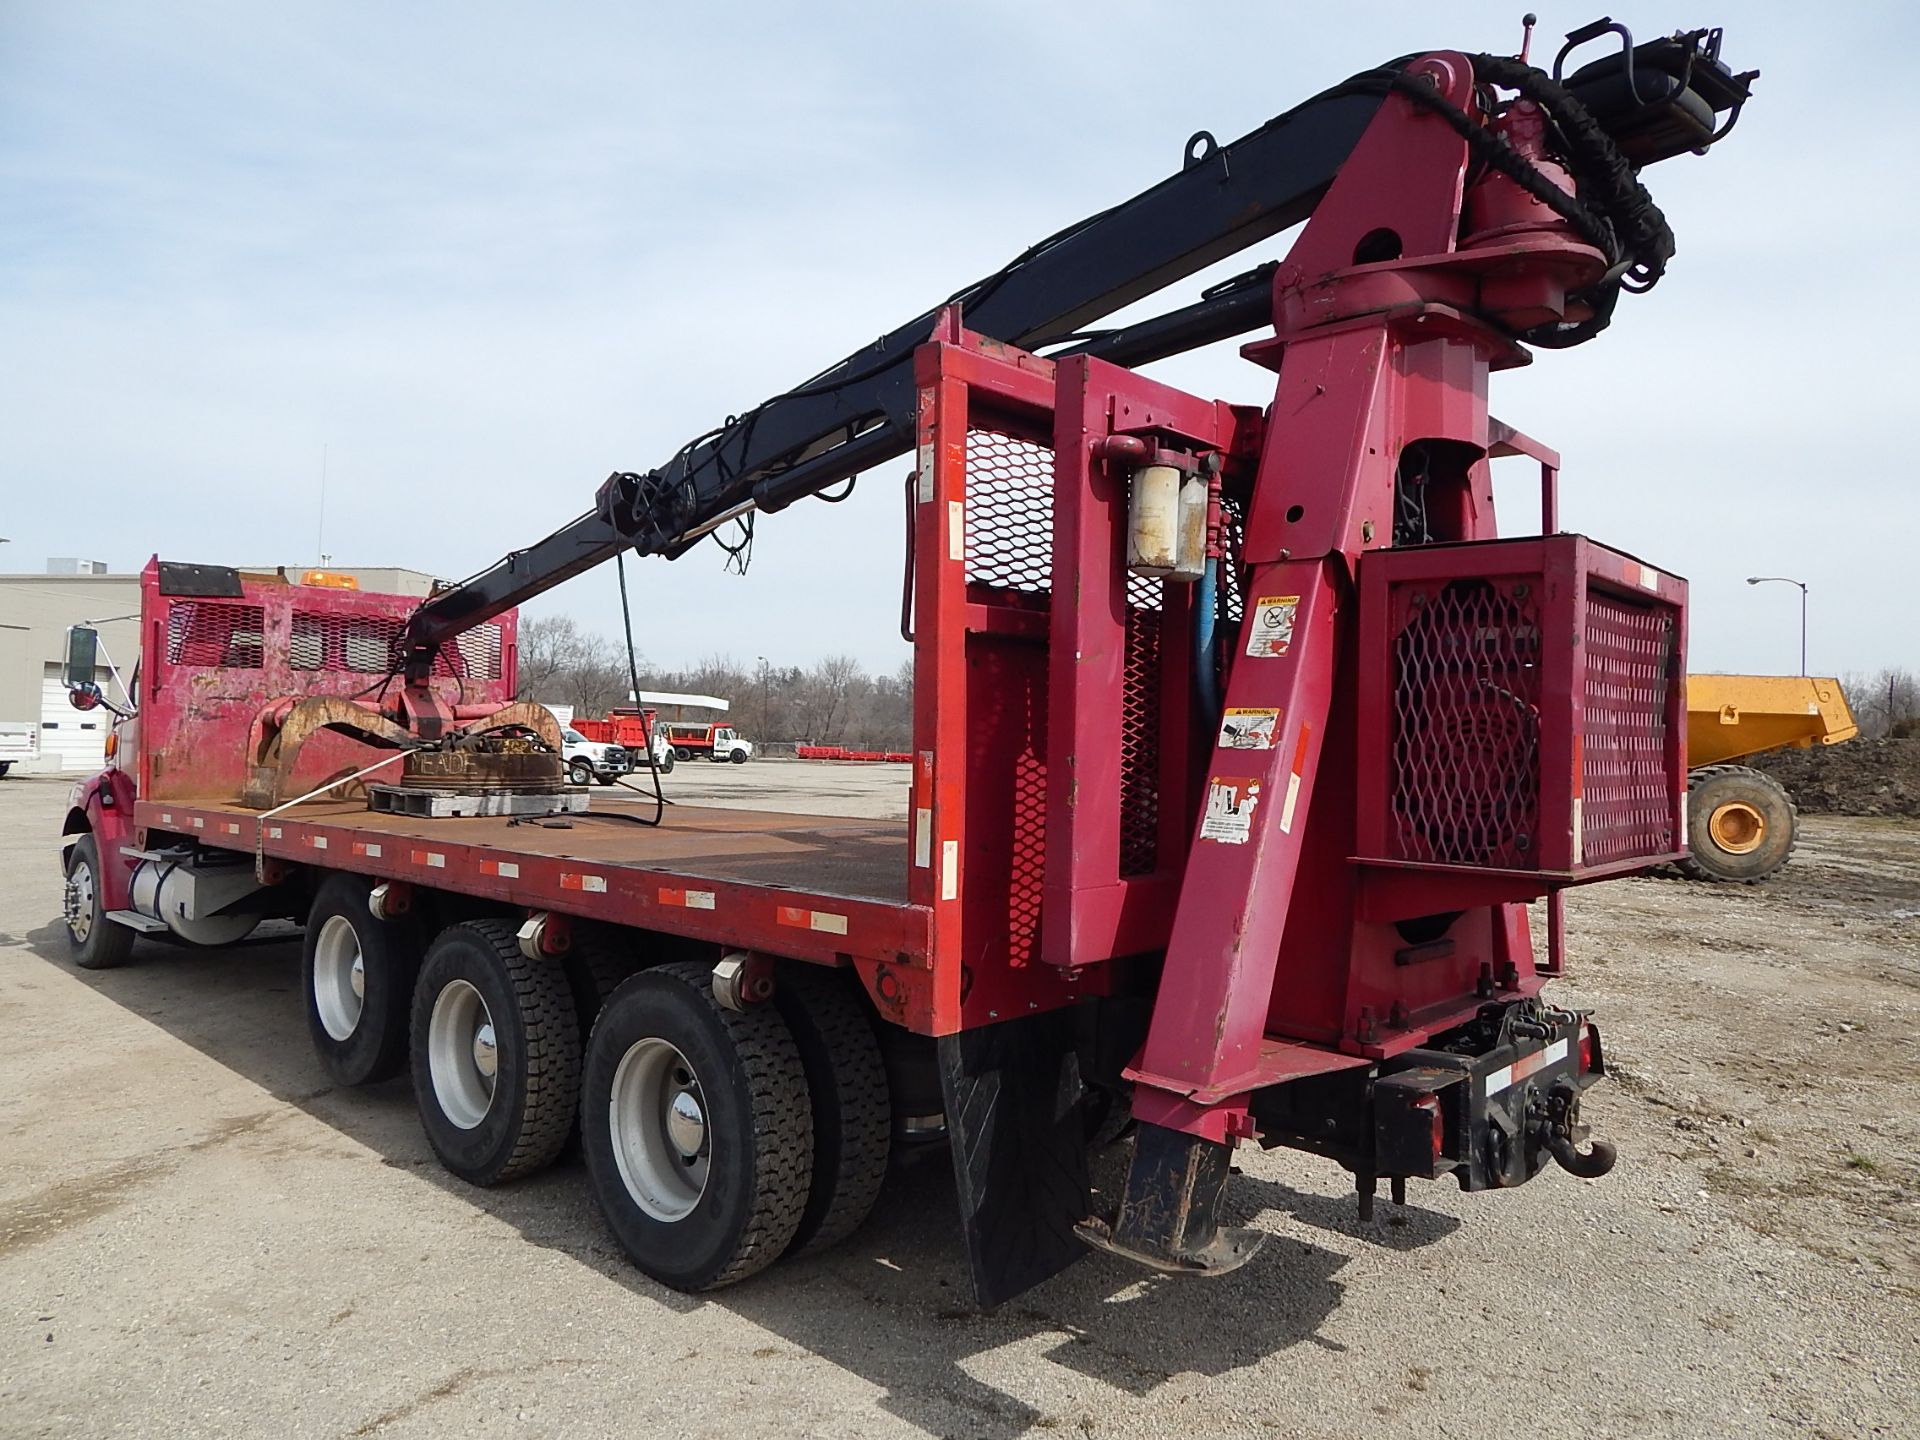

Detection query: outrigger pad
xmin=1076 ymin=1122 xmax=1266 ymax=1276
xmin=937 ymin=1011 xmax=1091 ymax=1309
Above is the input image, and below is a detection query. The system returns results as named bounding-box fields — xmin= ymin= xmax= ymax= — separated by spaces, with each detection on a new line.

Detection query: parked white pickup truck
xmin=559 ymin=727 xmax=632 ymax=787
xmin=0 ymin=721 xmax=34 ymax=778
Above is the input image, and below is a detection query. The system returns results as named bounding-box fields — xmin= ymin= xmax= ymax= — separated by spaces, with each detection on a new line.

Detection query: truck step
xmin=104 ymin=909 xmax=170 ymax=933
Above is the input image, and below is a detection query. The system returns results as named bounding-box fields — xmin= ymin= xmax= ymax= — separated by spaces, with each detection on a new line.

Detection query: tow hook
xmin=1537 ymin=1082 xmax=1617 ymax=1179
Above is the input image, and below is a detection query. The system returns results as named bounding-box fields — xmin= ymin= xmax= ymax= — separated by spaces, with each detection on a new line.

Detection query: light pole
xmin=756 ymin=656 xmax=769 ymax=738
xmin=1746 ymin=575 xmax=1808 ymax=676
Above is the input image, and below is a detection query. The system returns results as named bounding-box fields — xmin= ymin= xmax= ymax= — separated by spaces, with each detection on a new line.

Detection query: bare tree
xmin=516 ymin=615 xmax=637 ymax=716
xmin=1841 ymin=667 xmax=1920 ymax=740
xmin=528 ymin=618 xmax=917 ymax=747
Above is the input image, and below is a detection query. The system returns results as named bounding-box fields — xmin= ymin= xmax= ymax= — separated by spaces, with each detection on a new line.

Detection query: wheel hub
xmin=65 ymin=860 xmax=94 ymax=943
xmin=609 ymin=1038 xmax=711 ymax=1221
xmin=428 ymin=978 xmax=498 ymax=1130
xmin=1708 ymin=799 xmax=1766 ymax=855
xmin=666 ymin=1089 xmax=706 ymax=1158
xmin=312 ymin=914 xmax=367 ymax=1042
xmin=472 ymin=1022 xmax=498 ymax=1080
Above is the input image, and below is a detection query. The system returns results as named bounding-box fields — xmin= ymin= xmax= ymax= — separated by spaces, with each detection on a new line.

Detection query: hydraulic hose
xmin=1193 ymin=557 xmax=1222 ymax=729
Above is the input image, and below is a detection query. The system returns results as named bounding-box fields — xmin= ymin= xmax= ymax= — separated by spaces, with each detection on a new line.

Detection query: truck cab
xmin=708 ymin=726 xmax=752 ymax=764
xmin=560 ymin=727 xmax=630 ymax=786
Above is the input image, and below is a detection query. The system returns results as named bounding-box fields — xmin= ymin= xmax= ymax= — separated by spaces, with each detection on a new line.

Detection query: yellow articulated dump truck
xmin=1683 ymin=676 xmax=1858 ymax=882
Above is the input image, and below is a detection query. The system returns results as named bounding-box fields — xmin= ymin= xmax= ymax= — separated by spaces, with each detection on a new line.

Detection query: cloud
xmin=1 ymin=1 xmax=1911 ymax=679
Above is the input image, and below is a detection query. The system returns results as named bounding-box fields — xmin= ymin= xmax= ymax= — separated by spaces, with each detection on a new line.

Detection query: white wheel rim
xmin=65 ymin=856 xmax=95 ymax=943
xmin=312 ymin=914 xmax=366 ymax=1041
xmin=429 ymin=979 xmax=498 ymax=1130
xmin=609 ymin=1038 xmax=710 ymax=1221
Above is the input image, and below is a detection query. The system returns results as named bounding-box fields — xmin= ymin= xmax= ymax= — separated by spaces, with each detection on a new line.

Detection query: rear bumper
xmin=1374 ymin=1012 xmax=1607 ymax=1191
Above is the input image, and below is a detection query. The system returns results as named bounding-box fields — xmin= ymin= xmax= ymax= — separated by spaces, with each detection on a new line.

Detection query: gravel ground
xmin=1 ymin=767 xmax=1916 ymax=1439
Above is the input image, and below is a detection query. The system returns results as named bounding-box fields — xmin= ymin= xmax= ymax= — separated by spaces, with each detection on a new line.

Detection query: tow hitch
xmin=1537 ymin=1081 xmax=1617 ymax=1179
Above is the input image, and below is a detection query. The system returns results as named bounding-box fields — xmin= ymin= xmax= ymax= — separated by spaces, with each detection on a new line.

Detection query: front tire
xmin=64 ymin=833 xmax=135 ymax=970
xmin=596 ymin=773 xmax=619 ymax=786
xmin=729 ymin=749 xmax=749 ymax=764
xmin=583 ymin=962 xmax=812 ymax=1290
xmin=411 ymin=920 xmax=582 ymax=1186
xmin=302 ymin=873 xmax=421 ymax=1086
xmin=568 ymin=759 xmax=594 ymax=787
xmin=1680 ymin=765 xmax=1797 ymax=883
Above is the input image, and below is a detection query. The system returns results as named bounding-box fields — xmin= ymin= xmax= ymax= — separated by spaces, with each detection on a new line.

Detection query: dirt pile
xmin=1754 ymin=737 xmax=1920 ymax=817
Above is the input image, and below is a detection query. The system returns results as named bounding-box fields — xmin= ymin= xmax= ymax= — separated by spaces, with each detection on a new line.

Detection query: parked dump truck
xmin=53 ymin=23 xmax=1756 ymax=1306
xmin=1681 ymin=675 xmax=1858 ymax=882
xmin=665 ymin=722 xmax=752 ymax=765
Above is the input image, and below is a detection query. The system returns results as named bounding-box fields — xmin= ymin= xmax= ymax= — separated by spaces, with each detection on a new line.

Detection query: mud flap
xmin=937 ymin=1010 xmax=1091 ymax=1309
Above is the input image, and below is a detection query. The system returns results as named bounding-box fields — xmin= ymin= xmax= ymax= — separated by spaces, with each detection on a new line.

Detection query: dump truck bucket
xmin=1685 ymin=676 xmax=1858 ymax=770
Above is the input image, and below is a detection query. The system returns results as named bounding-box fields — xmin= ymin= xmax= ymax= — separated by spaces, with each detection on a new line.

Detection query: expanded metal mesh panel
xmin=1220 ymin=499 xmax=1247 ymax=627
xmin=165 ymin=601 xmax=266 ymax=669
xmin=1120 ymin=572 xmax=1162 ymax=876
xmin=450 ymin=626 xmax=504 ymax=681
xmin=1007 ymin=717 xmax=1048 ymax=968
xmin=1389 ymin=581 xmax=1543 ymax=868
xmin=288 ymin=612 xmax=502 ymax=679
xmin=964 ymin=430 xmax=1053 ymax=594
xmin=289 ymin=613 xmax=400 ymax=673
xmin=1581 ymin=594 xmax=1678 ymax=864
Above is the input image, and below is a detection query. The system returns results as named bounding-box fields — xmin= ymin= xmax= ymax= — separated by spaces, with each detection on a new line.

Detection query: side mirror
xmin=64 ymin=625 xmax=100 ymax=692
xmin=68 ymin=685 xmax=102 ymax=712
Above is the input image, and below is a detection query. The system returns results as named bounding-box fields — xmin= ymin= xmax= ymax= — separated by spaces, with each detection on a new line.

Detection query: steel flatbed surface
xmin=134 ymin=797 xmax=927 ymax=968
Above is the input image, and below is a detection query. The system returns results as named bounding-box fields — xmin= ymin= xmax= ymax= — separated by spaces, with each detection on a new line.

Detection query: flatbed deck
xmin=136 ymin=795 xmax=927 ymax=969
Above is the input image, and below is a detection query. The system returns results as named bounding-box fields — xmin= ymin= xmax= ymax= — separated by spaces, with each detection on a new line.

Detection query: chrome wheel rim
xmin=609 ymin=1038 xmax=710 ymax=1221
xmin=429 ymin=979 xmax=497 ymax=1129
xmin=64 ymin=856 xmax=95 ymax=943
xmin=312 ymin=915 xmax=365 ymax=1041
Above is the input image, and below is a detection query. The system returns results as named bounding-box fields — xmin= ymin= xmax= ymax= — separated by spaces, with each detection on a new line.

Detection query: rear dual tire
xmin=410 ymin=920 xmax=582 ymax=1186
xmin=302 ymin=874 xmax=419 ymax=1085
xmin=583 ymin=962 xmax=813 ymax=1290
xmin=777 ymin=969 xmax=891 ymax=1253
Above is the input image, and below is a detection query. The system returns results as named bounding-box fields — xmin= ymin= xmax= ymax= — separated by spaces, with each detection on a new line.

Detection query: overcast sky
xmin=3 ymin=2 xmax=1911 ymax=679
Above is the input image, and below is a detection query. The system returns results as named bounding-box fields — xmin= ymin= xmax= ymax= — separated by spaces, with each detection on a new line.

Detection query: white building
xmin=0 ymin=560 xmax=438 ymax=775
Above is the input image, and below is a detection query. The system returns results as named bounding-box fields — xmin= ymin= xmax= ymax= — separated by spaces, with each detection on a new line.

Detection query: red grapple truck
xmin=55 ymin=24 xmax=1753 ymax=1305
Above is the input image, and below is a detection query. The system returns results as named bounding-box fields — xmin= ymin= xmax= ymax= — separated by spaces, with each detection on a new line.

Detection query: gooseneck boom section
xmin=401 ymin=25 xmax=1753 ymax=679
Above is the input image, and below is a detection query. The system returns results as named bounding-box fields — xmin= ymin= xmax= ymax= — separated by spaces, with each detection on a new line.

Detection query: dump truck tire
xmin=411 ymin=919 xmax=581 ymax=1186
xmin=776 ymin=967 xmax=891 ymax=1253
xmin=302 ymin=873 xmax=420 ymax=1084
xmin=582 ymin=961 xmax=812 ymax=1290
xmin=1680 ymin=764 xmax=1797 ymax=883
xmin=64 ymin=833 xmax=136 ymax=971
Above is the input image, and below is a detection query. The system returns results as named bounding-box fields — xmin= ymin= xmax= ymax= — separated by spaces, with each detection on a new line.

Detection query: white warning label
xmin=1246 ymin=595 xmax=1300 ymax=658
xmin=1218 ymin=707 xmax=1280 ymax=750
xmin=1200 ymin=777 xmax=1261 ymax=844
